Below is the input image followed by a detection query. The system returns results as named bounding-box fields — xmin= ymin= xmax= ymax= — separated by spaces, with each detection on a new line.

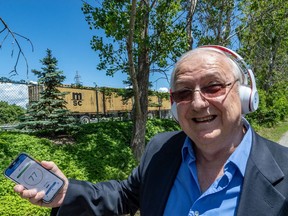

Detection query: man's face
xmin=173 ymin=51 xmax=243 ymax=146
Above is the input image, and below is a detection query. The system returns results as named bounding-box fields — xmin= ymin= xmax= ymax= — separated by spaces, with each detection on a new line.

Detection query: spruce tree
xmin=21 ymin=49 xmax=77 ymax=136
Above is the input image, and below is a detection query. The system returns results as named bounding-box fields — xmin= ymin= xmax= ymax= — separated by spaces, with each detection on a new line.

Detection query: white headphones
xmin=170 ymin=45 xmax=259 ymax=121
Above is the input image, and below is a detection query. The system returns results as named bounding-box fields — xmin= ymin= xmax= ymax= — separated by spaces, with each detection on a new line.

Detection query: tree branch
xmin=0 ymin=17 xmax=34 ymax=77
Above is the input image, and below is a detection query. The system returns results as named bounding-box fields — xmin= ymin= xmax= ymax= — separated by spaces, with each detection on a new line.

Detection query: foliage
xmin=238 ymin=0 xmax=288 ymax=127
xmin=0 ymin=101 xmax=25 ymax=124
xmin=19 ymin=49 xmax=78 ymax=136
xmin=82 ymin=0 xmax=191 ymax=160
xmin=194 ymin=0 xmax=241 ymax=46
xmin=1 ymin=119 xmax=180 ymax=215
xmin=0 ymin=77 xmax=28 ymax=84
xmin=246 ymin=88 xmax=288 ymax=128
xmin=145 ymin=119 xmax=181 ymax=142
xmin=82 ymin=1 xmax=189 ymax=75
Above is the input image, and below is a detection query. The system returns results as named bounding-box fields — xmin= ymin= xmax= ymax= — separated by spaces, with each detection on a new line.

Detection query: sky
xmin=0 ymin=0 xmax=170 ymax=91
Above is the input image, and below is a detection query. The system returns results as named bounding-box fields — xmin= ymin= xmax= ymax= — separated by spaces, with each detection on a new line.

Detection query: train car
xmin=28 ymin=85 xmax=171 ymax=123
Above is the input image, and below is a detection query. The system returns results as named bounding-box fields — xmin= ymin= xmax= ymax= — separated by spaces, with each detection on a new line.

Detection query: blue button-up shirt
xmin=164 ymin=119 xmax=252 ymax=216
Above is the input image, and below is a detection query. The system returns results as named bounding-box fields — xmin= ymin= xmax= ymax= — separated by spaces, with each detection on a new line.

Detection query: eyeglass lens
xmin=171 ymin=80 xmax=238 ymax=103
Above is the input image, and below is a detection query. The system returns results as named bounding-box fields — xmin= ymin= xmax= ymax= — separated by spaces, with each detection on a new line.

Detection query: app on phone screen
xmin=5 ymin=153 xmax=64 ymax=203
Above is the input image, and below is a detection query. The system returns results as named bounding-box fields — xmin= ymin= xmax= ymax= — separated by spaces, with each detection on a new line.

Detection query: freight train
xmin=28 ymin=85 xmax=172 ymax=123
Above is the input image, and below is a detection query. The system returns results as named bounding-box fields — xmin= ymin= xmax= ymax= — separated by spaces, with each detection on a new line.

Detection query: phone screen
xmin=4 ymin=153 xmax=64 ymax=203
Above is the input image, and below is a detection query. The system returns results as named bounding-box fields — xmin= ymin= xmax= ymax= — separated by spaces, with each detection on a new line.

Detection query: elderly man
xmin=14 ymin=46 xmax=288 ymax=215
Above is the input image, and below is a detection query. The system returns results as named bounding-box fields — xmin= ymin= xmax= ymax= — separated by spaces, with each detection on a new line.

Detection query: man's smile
xmin=192 ymin=115 xmax=217 ymax=123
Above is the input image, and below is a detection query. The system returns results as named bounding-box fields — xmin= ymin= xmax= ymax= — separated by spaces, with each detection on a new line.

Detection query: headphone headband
xmin=198 ymin=45 xmax=259 ymax=113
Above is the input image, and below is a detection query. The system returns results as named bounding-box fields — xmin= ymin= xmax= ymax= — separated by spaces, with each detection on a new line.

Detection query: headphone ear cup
xmin=171 ymin=102 xmax=178 ymax=122
xmin=239 ymin=85 xmax=259 ymax=114
xmin=250 ymin=89 xmax=259 ymax=112
xmin=239 ymin=85 xmax=251 ymax=114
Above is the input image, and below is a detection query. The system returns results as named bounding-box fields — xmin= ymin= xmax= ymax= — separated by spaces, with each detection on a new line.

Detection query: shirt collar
xmin=182 ymin=136 xmax=195 ymax=163
xmin=226 ymin=117 xmax=252 ymax=176
xmin=181 ymin=117 xmax=252 ymax=176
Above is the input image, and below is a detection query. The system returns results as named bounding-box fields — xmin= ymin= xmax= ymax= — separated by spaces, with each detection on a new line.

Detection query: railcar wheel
xmin=80 ymin=115 xmax=90 ymax=124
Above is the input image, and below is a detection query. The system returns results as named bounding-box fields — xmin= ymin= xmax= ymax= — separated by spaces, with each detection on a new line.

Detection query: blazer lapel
xmin=141 ymin=132 xmax=186 ymax=216
xmin=237 ymin=132 xmax=286 ymax=216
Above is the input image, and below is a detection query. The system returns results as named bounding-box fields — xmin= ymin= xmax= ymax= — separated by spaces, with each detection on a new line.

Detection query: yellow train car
xmin=29 ymin=85 xmax=171 ymax=123
xmin=57 ymin=86 xmax=100 ymax=114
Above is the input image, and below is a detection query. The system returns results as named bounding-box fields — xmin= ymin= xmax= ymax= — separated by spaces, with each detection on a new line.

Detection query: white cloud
xmin=0 ymin=83 xmax=28 ymax=108
xmin=28 ymin=81 xmax=38 ymax=85
xmin=158 ymin=87 xmax=169 ymax=93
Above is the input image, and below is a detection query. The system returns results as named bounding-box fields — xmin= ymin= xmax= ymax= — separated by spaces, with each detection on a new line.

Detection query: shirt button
xmin=195 ymin=211 xmax=199 ymax=216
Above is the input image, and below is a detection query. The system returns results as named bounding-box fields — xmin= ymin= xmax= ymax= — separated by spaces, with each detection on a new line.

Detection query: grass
xmin=257 ymin=118 xmax=288 ymax=142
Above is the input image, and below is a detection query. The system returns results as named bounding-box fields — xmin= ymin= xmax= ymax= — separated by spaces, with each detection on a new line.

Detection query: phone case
xmin=4 ymin=152 xmax=64 ymax=203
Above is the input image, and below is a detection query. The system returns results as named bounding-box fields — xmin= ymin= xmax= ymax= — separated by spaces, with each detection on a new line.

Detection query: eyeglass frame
xmin=170 ymin=79 xmax=240 ymax=103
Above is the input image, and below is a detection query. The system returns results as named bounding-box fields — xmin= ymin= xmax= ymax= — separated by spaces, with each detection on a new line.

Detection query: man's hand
xmin=14 ymin=161 xmax=69 ymax=208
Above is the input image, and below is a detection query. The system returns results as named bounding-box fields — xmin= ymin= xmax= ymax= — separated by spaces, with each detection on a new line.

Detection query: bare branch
xmin=186 ymin=0 xmax=198 ymax=49
xmin=0 ymin=31 xmax=9 ymax=48
xmin=0 ymin=17 xmax=34 ymax=77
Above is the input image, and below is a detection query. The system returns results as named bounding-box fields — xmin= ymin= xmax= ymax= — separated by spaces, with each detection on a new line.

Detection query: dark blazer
xmin=52 ymin=130 xmax=288 ymax=216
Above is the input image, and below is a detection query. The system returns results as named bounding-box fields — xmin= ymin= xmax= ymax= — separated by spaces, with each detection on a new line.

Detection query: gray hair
xmin=170 ymin=47 xmax=244 ymax=91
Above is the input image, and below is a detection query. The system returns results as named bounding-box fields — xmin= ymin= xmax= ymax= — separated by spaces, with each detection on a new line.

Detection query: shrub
xmin=1 ymin=119 xmax=180 ymax=215
xmin=247 ymin=88 xmax=288 ymax=128
xmin=0 ymin=101 xmax=25 ymax=124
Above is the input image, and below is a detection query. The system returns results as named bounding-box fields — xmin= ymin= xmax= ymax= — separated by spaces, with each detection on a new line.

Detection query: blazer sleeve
xmin=51 ymin=131 xmax=184 ymax=216
xmin=52 ymin=166 xmax=141 ymax=216
xmin=50 ymin=131 xmax=156 ymax=216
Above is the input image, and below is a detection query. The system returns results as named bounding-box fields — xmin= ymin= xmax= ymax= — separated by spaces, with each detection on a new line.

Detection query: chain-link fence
xmin=0 ymin=80 xmax=29 ymax=128
xmin=0 ymin=81 xmax=29 ymax=108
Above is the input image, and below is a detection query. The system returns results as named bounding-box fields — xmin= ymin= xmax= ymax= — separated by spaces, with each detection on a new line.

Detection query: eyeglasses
xmin=171 ymin=79 xmax=239 ymax=103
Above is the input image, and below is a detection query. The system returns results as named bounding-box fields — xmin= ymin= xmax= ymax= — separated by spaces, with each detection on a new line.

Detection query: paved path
xmin=279 ymin=131 xmax=288 ymax=147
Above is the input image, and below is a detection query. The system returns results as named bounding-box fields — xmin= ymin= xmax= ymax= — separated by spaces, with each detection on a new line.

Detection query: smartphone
xmin=4 ymin=153 xmax=64 ymax=203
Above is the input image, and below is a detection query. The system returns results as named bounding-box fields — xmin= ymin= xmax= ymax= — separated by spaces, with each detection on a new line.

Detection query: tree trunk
xmin=131 ymin=49 xmax=149 ymax=160
xmin=131 ymin=112 xmax=147 ymax=160
xmin=126 ymin=0 xmax=150 ymax=161
xmin=129 ymin=0 xmax=150 ymax=161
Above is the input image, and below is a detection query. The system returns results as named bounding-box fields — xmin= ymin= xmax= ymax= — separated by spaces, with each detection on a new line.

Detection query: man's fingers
xmin=14 ymin=184 xmax=25 ymax=193
xmin=40 ymin=161 xmax=68 ymax=186
xmin=21 ymin=189 xmax=38 ymax=199
xmin=29 ymin=191 xmax=45 ymax=206
xmin=41 ymin=161 xmax=56 ymax=170
xmin=41 ymin=161 xmax=64 ymax=177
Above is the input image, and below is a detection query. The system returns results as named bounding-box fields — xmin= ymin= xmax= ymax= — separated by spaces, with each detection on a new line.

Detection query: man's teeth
xmin=193 ymin=116 xmax=215 ymax=122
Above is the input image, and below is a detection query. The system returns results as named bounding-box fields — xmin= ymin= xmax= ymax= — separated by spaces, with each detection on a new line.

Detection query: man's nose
xmin=190 ymin=91 xmax=209 ymax=110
